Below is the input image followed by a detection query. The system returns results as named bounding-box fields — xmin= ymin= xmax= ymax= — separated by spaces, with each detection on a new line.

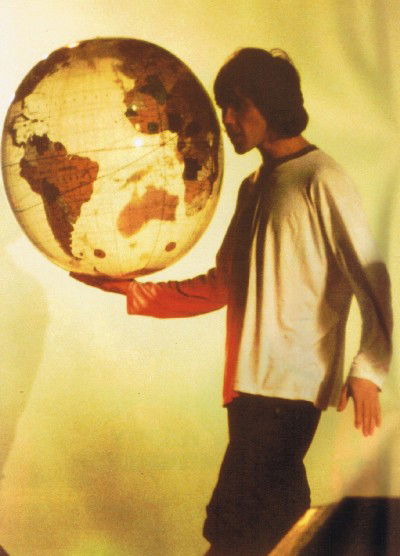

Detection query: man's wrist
xmin=349 ymin=353 xmax=387 ymax=391
xmin=102 ymin=279 xmax=131 ymax=295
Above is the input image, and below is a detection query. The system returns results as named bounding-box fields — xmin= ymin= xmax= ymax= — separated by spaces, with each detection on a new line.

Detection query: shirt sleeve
xmin=313 ymin=168 xmax=393 ymax=389
xmin=126 ymin=267 xmax=228 ymax=318
xmin=125 ymin=174 xmax=256 ymax=320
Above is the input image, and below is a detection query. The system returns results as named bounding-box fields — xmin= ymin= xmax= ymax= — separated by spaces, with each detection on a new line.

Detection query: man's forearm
xmin=349 ymin=261 xmax=392 ymax=389
xmin=127 ymin=270 xmax=228 ymax=318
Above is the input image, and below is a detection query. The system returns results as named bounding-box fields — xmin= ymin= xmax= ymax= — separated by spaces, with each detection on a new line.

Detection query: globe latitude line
xmin=2 ymin=128 xmax=180 ymax=170
xmin=11 ymin=131 xmax=182 ymax=214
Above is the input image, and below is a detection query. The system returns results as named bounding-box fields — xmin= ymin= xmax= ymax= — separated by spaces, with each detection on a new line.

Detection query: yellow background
xmin=0 ymin=1 xmax=399 ymax=554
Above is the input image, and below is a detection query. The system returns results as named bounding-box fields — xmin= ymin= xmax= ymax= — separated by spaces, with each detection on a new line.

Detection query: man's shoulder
xmin=295 ymin=150 xmax=367 ymax=219
xmin=311 ymin=149 xmax=350 ymax=179
xmin=291 ymin=149 xmax=357 ymax=198
xmin=290 ymin=148 xmax=349 ymax=181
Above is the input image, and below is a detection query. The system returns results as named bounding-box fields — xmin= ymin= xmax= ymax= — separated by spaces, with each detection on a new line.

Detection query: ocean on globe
xmin=2 ymin=38 xmax=223 ymax=277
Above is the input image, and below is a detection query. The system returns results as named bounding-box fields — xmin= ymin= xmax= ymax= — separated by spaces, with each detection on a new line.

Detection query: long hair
xmin=214 ymin=48 xmax=308 ymax=138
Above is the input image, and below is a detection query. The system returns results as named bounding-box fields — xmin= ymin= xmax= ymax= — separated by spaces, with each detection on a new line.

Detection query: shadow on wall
xmin=29 ymin=336 xmax=194 ymax=555
xmin=59 ymin=393 xmax=173 ymax=555
xmin=0 ymin=210 xmax=49 ymax=484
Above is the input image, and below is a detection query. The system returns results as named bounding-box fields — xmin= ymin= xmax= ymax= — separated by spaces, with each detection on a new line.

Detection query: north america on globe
xmin=2 ymin=38 xmax=223 ymax=277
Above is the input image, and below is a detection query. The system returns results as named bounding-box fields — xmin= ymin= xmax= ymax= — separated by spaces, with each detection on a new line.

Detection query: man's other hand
xmin=70 ymin=272 xmax=131 ymax=295
xmin=337 ymin=377 xmax=381 ymax=437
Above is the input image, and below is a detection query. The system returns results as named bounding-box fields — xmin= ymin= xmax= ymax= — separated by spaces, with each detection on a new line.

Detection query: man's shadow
xmin=0 ymin=191 xmax=48 ymax=485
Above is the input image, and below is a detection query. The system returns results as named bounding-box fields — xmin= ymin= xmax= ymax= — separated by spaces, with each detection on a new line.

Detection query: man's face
xmin=221 ymin=93 xmax=269 ymax=154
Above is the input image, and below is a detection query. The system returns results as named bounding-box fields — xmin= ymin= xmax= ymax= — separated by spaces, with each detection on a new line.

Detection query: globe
xmin=2 ymin=38 xmax=223 ymax=277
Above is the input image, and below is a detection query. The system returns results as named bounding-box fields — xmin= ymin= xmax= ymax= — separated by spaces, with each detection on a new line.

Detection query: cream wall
xmin=0 ymin=1 xmax=399 ymax=555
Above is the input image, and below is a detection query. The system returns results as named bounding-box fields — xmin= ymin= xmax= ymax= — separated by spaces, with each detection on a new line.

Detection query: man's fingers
xmin=340 ymin=377 xmax=382 ymax=437
xmin=354 ymin=396 xmax=363 ymax=431
xmin=70 ymin=272 xmax=98 ymax=285
xmin=357 ymin=394 xmax=383 ymax=437
xmin=70 ymin=272 xmax=131 ymax=295
xmin=364 ymin=397 xmax=381 ymax=437
xmin=362 ymin=400 xmax=371 ymax=437
xmin=70 ymin=272 xmax=110 ymax=288
xmin=375 ymin=398 xmax=382 ymax=428
xmin=337 ymin=385 xmax=349 ymax=412
xmin=355 ymin=397 xmax=373 ymax=437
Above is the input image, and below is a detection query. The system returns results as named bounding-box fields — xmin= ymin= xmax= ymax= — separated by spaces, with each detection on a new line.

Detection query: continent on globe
xmin=118 ymin=186 xmax=179 ymax=237
xmin=122 ymin=65 xmax=219 ymax=217
xmin=19 ymin=134 xmax=98 ymax=258
xmin=2 ymin=38 xmax=223 ymax=277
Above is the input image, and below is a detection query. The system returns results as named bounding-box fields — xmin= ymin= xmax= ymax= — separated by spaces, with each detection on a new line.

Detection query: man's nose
xmin=222 ymin=106 xmax=236 ymax=126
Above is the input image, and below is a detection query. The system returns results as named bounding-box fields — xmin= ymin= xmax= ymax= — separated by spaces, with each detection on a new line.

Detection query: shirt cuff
xmin=349 ymin=352 xmax=388 ymax=390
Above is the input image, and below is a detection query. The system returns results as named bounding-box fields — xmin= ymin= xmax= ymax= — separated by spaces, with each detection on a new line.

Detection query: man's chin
xmin=232 ymin=142 xmax=249 ymax=154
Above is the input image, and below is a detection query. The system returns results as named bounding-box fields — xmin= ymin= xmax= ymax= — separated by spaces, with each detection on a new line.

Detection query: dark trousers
xmin=203 ymin=394 xmax=321 ymax=555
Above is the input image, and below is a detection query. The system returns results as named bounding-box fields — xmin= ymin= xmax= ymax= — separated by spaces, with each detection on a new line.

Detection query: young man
xmin=72 ymin=48 xmax=392 ymax=555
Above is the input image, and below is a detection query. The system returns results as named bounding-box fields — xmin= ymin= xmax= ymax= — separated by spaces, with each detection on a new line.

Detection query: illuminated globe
xmin=2 ymin=38 xmax=223 ymax=277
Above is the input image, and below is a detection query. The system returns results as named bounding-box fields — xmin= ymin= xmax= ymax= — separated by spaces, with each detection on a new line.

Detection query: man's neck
xmin=259 ymin=135 xmax=310 ymax=163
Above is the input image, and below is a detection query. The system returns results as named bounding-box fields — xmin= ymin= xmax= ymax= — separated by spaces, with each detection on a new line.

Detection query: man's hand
xmin=337 ymin=377 xmax=381 ymax=437
xmin=70 ymin=272 xmax=131 ymax=295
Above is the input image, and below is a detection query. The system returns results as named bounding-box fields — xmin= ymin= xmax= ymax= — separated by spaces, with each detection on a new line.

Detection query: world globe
xmin=2 ymin=38 xmax=223 ymax=277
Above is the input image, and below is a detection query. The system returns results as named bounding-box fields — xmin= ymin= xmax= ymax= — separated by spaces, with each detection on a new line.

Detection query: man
xmin=72 ymin=48 xmax=392 ymax=555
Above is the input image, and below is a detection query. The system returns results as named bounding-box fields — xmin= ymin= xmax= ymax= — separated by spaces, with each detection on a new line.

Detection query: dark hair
xmin=214 ymin=48 xmax=308 ymax=138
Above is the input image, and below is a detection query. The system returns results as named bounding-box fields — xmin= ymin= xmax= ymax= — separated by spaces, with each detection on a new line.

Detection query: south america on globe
xmin=2 ymin=38 xmax=223 ymax=277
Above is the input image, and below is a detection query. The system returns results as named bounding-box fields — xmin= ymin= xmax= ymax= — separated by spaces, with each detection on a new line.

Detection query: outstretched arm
xmin=70 ymin=268 xmax=228 ymax=318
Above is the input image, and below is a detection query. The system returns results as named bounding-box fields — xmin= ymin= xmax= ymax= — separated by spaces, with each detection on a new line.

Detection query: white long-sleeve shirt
xmin=126 ymin=148 xmax=392 ymax=409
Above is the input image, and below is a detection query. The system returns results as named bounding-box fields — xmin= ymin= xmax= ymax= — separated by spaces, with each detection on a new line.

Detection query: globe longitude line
xmin=10 ymin=133 xmax=180 ymax=214
xmin=141 ymin=102 xmax=175 ymax=272
xmin=109 ymin=58 xmax=133 ymax=275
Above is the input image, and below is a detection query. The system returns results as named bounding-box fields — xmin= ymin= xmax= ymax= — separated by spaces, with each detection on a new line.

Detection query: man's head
xmin=214 ymin=48 xmax=308 ymax=149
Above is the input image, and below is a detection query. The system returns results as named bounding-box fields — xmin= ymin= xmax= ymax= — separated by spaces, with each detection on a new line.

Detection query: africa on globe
xmin=2 ymin=38 xmax=223 ymax=277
